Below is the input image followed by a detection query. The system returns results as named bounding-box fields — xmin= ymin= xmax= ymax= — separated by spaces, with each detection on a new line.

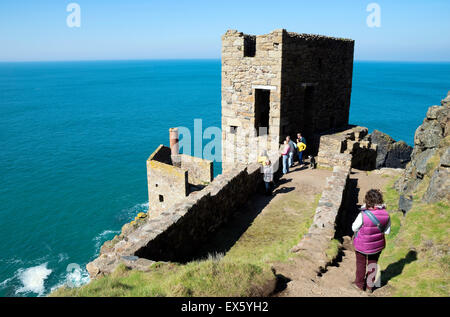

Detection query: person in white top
xmin=352 ymin=205 xmax=391 ymax=234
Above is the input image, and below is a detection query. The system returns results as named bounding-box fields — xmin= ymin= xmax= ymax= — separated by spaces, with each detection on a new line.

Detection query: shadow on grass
xmin=188 ymin=177 xmax=295 ymax=262
xmin=380 ymin=250 xmax=418 ymax=287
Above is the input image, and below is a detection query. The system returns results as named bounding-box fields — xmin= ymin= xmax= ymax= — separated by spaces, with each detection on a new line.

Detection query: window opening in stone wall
xmin=230 ymin=126 xmax=238 ymax=134
xmin=254 ymin=89 xmax=270 ymax=136
xmin=159 ymin=195 xmax=164 ymax=202
xmin=244 ymin=35 xmax=256 ymax=57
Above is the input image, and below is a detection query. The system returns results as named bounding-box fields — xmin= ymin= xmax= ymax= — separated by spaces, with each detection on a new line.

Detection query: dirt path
xmin=273 ymin=168 xmax=395 ymax=297
xmin=189 ymin=164 xmax=332 ymax=262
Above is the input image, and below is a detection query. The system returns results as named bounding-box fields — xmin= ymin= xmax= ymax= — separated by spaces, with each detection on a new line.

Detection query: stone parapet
xmin=291 ymin=166 xmax=350 ymax=271
xmin=317 ymin=126 xmax=377 ymax=170
xmin=87 ymin=162 xmax=268 ymax=278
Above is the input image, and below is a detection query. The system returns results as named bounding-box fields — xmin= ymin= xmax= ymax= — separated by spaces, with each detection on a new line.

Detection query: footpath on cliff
xmin=270 ymin=166 xmax=400 ymax=297
xmin=192 ymin=160 xmax=400 ymax=297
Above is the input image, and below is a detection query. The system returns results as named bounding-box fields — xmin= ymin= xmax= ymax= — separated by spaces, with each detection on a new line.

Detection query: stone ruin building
xmin=89 ymin=29 xmax=415 ymax=278
xmin=148 ymin=29 xmax=359 ymax=214
xmin=146 ymin=128 xmax=213 ymax=217
xmin=221 ymin=29 xmax=355 ymax=172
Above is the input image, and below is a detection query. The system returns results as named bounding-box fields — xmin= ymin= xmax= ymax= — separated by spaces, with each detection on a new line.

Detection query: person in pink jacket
xmin=281 ymin=140 xmax=290 ymax=174
xmin=352 ymin=189 xmax=391 ymax=292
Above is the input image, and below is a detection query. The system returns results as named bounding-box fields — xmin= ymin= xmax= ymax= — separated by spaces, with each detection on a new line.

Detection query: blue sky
xmin=0 ymin=0 xmax=449 ymax=62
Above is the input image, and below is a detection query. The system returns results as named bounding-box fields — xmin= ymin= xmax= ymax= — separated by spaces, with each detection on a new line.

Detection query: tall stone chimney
xmin=169 ymin=128 xmax=181 ymax=167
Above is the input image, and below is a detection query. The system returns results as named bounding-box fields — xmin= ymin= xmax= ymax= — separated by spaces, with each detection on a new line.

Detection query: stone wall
xmin=316 ymin=126 xmax=377 ymax=170
xmin=291 ymin=166 xmax=350 ymax=270
xmin=147 ymin=145 xmax=188 ymax=216
xmin=87 ymin=155 xmax=281 ymax=278
xmin=179 ymin=154 xmax=213 ymax=186
xmin=221 ymin=29 xmax=283 ymax=173
xmin=281 ymin=32 xmax=354 ymax=148
xmin=221 ymin=29 xmax=355 ymax=173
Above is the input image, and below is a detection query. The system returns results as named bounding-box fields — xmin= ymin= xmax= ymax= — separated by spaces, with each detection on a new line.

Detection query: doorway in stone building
xmin=254 ymin=89 xmax=270 ymax=136
xmin=303 ymin=86 xmax=315 ymax=139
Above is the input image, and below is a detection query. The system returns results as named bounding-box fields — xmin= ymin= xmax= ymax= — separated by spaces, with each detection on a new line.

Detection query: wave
xmin=0 ymin=257 xmax=24 ymax=266
xmin=50 ymin=264 xmax=90 ymax=294
xmin=57 ymin=253 xmax=69 ymax=263
xmin=93 ymin=229 xmax=120 ymax=253
xmin=116 ymin=201 xmax=149 ymax=223
xmin=15 ymin=263 xmax=52 ymax=296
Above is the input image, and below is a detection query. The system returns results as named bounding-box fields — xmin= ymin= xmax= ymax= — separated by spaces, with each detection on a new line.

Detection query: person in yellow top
xmin=258 ymin=150 xmax=269 ymax=165
xmin=296 ymin=138 xmax=307 ymax=165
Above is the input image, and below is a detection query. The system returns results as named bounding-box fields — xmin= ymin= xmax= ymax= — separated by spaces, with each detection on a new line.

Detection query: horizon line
xmin=1 ymin=57 xmax=450 ymax=64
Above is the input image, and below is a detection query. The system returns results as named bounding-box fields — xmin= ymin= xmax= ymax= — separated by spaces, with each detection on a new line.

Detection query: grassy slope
xmin=52 ymin=192 xmax=320 ymax=297
xmin=378 ymin=174 xmax=449 ymax=296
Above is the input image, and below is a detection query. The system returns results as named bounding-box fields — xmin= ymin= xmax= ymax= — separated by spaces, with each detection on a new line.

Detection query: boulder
xmin=426 ymin=106 xmax=442 ymax=120
xmin=440 ymin=148 xmax=450 ymax=167
xmin=423 ymin=166 xmax=450 ymax=203
xmin=414 ymin=120 xmax=443 ymax=149
xmin=437 ymin=107 xmax=450 ymax=136
xmin=413 ymin=148 xmax=437 ymax=178
xmin=441 ymin=91 xmax=450 ymax=108
xmin=370 ymin=130 xmax=412 ymax=169
xmin=385 ymin=141 xmax=413 ymax=169
xmin=370 ymin=130 xmax=394 ymax=168
xmin=399 ymin=194 xmax=413 ymax=214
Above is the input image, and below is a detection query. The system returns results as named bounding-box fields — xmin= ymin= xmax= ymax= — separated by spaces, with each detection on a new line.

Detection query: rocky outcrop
xmin=369 ymin=130 xmax=413 ymax=169
xmin=423 ymin=148 xmax=450 ymax=203
xmin=396 ymin=92 xmax=450 ymax=212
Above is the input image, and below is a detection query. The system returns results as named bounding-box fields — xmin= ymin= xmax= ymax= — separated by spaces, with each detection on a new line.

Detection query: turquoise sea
xmin=0 ymin=60 xmax=449 ymax=296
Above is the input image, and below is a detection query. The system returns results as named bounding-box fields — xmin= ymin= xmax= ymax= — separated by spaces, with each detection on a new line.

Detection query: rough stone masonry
xmin=221 ymin=29 xmax=355 ymax=173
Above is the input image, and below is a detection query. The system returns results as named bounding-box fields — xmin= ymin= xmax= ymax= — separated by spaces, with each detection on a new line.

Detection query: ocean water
xmin=0 ymin=60 xmax=449 ymax=297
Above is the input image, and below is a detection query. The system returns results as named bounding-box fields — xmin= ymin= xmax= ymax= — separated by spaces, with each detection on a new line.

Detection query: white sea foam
xmin=57 ymin=253 xmax=69 ymax=263
xmin=121 ymin=201 xmax=149 ymax=220
xmin=92 ymin=202 xmax=149 ymax=253
xmin=0 ymin=275 xmax=15 ymax=289
xmin=93 ymin=229 xmax=120 ymax=252
xmin=0 ymin=257 xmax=23 ymax=265
xmin=15 ymin=263 xmax=52 ymax=296
xmin=65 ymin=265 xmax=90 ymax=288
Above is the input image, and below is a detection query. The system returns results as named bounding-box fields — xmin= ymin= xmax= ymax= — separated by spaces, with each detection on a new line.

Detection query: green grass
xmin=378 ymin=176 xmax=450 ymax=297
xmin=52 ymin=191 xmax=320 ymax=297
xmin=325 ymin=239 xmax=341 ymax=262
xmin=224 ymin=193 xmax=320 ymax=264
xmin=51 ymin=258 xmax=275 ymax=297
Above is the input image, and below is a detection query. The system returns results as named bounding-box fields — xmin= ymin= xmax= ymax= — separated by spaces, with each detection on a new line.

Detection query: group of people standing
xmin=282 ymin=133 xmax=307 ymax=175
xmin=258 ymin=133 xmax=307 ymax=196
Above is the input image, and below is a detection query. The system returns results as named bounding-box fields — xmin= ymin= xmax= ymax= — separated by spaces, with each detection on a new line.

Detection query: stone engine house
xmin=221 ymin=29 xmax=355 ymax=172
xmin=146 ymin=128 xmax=213 ymax=216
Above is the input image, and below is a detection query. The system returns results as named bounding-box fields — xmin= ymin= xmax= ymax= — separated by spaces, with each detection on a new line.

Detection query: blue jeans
xmin=282 ymin=155 xmax=289 ymax=174
xmin=264 ymin=182 xmax=272 ymax=194
xmin=288 ymin=152 xmax=294 ymax=167
xmin=298 ymin=151 xmax=303 ymax=164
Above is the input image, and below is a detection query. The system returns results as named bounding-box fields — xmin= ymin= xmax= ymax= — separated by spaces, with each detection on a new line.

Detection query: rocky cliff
xmin=396 ymin=92 xmax=450 ymax=213
xmin=368 ymin=130 xmax=413 ymax=169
